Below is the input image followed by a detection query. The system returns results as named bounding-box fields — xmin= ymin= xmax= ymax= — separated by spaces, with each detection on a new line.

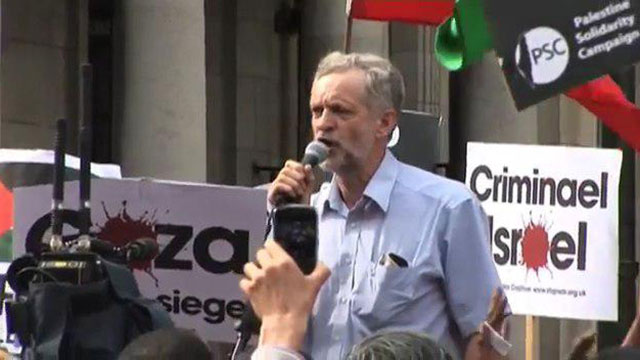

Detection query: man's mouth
xmin=317 ymin=138 xmax=337 ymax=148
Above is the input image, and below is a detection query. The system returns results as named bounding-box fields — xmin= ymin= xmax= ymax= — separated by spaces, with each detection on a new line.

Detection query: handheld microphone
xmin=301 ymin=140 xmax=328 ymax=167
xmin=274 ymin=140 xmax=328 ymax=206
xmin=232 ymin=141 xmax=328 ymax=359
xmin=50 ymin=119 xmax=67 ymax=252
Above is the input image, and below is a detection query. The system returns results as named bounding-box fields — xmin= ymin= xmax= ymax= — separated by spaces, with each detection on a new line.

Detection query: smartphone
xmin=272 ymin=204 xmax=318 ymax=275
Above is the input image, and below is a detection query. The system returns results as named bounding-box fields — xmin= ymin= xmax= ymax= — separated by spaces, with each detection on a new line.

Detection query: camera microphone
xmin=78 ymin=64 xmax=93 ymax=252
xmin=50 ymin=119 xmax=67 ymax=252
xmin=86 ymin=238 xmax=159 ymax=263
xmin=125 ymin=238 xmax=159 ymax=262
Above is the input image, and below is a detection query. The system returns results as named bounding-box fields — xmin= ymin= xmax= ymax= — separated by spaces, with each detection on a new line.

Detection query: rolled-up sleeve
xmin=441 ymin=197 xmax=502 ymax=338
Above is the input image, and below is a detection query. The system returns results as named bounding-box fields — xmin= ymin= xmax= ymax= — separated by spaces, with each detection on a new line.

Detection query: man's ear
xmin=376 ymin=109 xmax=398 ymax=140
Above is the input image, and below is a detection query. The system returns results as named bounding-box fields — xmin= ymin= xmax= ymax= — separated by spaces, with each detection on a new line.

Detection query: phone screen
xmin=272 ymin=205 xmax=318 ymax=275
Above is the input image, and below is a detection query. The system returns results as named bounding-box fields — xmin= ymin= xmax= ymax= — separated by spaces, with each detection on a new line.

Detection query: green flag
xmin=435 ymin=0 xmax=493 ymax=71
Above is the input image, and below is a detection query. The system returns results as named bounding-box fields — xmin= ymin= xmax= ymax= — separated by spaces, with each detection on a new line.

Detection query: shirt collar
xmin=362 ymin=149 xmax=399 ymax=213
xmin=321 ymin=149 xmax=399 ymax=215
xmin=325 ymin=178 xmax=345 ymax=216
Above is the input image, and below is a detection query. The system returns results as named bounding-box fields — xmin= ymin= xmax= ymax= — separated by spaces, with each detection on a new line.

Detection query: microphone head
xmin=127 ymin=237 xmax=159 ymax=262
xmin=302 ymin=141 xmax=329 ymax=167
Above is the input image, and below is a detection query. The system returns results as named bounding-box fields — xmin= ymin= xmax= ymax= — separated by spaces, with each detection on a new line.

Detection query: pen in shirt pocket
xmin=378 ymin=252 xmax=409 ymax=268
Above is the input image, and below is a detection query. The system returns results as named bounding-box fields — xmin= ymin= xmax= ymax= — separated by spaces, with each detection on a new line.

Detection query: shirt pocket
xmin=353 ymin=264 xmax=418 ymax=329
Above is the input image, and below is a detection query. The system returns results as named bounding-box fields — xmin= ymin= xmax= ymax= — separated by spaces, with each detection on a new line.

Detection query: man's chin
xmin=319 ymin=158 xmax=341 ymax=173
xmin=319 ymin=160 xmax=334 ymax=173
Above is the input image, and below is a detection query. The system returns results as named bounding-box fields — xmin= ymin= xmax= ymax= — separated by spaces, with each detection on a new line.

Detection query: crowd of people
xmin=117 ymin=239 xmax=640 ymax=359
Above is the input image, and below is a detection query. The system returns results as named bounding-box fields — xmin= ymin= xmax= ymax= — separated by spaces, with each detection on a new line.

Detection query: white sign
xmin=466 ymin=143 xmax=621 ymax=321
xmin=13 ymin=178 xmax=266 ymax=342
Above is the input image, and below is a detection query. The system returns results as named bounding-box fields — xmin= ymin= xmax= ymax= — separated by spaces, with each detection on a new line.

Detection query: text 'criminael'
xmin=469 ymin=165 xmax=608 ymax=209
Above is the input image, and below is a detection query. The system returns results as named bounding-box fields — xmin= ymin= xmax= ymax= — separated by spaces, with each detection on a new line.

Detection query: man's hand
xmin=622 ymin=288 xmax=640 ymax=347
xmin=268 ymin=160 xmax=315 ymax=206
xmin=485 ymin=288 xmax=508 ymax=336
xmin=240 ymin=239 xmax=330 ymax=351
xmin=465 ymin=288 xmax=510 ymax=360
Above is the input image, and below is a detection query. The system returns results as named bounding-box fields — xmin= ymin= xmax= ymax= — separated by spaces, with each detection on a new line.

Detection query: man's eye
xmin=331 ymin=105 xmax=349 ymax=114
xmin=312 ymin=107 xmax=323 ymax=117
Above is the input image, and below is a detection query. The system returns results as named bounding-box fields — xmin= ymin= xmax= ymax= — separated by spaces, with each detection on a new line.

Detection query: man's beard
xmin=320 ymin=151 xmax=360 ymax=176
xmin=319 ymin=160 xmax=331 ymax=172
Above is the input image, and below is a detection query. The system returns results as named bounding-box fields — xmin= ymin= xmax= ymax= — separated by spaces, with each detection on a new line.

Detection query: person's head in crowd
xmin=568 ymin=332 xmax=597 ymax=360
xmin=345 ymin=331 xmax=453 ymax=360
xmin=118 ymin=328 xmax=212 ymax=360
xmin=310 ymin=52 xmax=404 ymax=176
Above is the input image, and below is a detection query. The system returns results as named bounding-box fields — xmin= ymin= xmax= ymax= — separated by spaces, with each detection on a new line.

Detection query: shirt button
xmin=340 ymin=297 xmax=348 ymax=304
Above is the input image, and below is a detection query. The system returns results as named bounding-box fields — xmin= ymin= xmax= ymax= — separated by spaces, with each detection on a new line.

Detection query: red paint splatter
xmin=96 ymin=201 xmax=160 ymax=284
xmin=521 ymin=219 xmax=552 ymax=279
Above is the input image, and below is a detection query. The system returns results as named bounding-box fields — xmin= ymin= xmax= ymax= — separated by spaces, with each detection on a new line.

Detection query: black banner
xmin=482 ymin=0 xmax=640 ymax=109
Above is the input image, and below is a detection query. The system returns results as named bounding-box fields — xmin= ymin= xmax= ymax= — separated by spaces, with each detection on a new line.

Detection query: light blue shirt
xmin=303 ymin=150 xmax=501 ymax=360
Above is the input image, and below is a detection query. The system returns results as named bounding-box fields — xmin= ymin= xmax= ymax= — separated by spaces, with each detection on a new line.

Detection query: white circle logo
xmin=515 ymin=27 xmax=569 ymax=86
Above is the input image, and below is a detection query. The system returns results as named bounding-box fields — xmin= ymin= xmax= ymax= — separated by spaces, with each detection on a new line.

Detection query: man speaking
xmin=266 ymin=52 xmax=503 ymax=359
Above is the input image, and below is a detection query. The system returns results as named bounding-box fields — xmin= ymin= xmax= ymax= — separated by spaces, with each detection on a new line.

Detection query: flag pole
xmin=344 ymin=16 xmax=353 ymax=53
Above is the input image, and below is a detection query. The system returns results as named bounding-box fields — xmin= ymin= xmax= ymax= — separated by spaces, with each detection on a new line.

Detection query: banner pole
xmin=525 ymin=315 xmax=538 ymax=360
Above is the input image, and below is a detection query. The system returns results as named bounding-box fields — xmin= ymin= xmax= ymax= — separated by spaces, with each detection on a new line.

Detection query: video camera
xmin=2 ymin=65 xmax=172 ymax=360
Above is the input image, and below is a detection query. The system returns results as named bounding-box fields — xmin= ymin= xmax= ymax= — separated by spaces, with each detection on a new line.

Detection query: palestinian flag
xmin=0 ymin=149 xmax=120 ymax=260
xmin=566 ymin=76 xmax=640 ymax=151
xmin=347 ymin=0 xmax=454 ymax=26
xmin=435 ymin=0 xmax=492 ymax=71
xmin=434 ymin=2 xmax=640 ymax=151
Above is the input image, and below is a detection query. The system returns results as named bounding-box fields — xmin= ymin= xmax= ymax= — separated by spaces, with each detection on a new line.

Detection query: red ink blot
xmin=521 ymin=219 xmax=552 ymax=279
xmin=96 ymin=201 xmax=160 ymax=284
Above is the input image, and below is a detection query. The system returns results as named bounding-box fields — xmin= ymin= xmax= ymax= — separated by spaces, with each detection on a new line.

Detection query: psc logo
xmin=515 ymin=27 xmax=569 ymax=86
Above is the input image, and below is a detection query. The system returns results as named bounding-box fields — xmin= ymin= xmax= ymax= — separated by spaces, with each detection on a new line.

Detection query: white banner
xmin=466 ymin=143 xmax=621 ymax=321
xmin=0 ymin=149 xmax=121 ymax=178
xmin=14 ymin=178 xmax=266 ymax=342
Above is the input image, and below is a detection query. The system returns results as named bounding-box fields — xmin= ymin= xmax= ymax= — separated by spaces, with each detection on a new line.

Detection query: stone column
xmin=113 ymin=0 xmax=207 ymax=182
xmin=389 ymin=23 xmax=448 ymax=166
xmin=0 ymin=0 xmax=81 ymax=150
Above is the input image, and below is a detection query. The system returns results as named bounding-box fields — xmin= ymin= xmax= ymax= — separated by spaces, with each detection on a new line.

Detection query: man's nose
xmin=314 ymin=111 xmax=336 ymax=132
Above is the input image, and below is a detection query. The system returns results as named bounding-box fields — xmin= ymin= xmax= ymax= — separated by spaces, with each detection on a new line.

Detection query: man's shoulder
xmin=395 ymin=162 xmax=476 ymax=209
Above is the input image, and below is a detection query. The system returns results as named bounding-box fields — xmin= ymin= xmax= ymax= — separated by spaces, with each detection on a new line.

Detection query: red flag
xmin=566 ymin=76 xmax=640 ymax=151
xmin=348 ymin=0 xmax=454 ymax=26
xmin=0 ymin=181 xmax=12 ymax=235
